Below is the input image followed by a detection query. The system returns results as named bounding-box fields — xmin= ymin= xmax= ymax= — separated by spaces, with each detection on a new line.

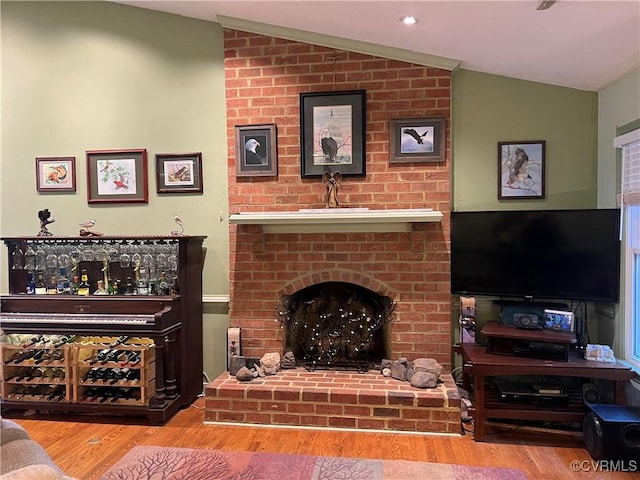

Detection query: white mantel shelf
xmin=229 ymin=208 xmax=443 ymax=233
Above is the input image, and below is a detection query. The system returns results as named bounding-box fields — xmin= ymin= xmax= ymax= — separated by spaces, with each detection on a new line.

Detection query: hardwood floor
xmin=4 ymin=397 xmax=637 ymax=480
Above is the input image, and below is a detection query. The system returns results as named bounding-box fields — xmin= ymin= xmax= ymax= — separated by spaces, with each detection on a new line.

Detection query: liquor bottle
xmin=170 ymin=276 xmax=179 ymax=296
xmin=34 ymin=272 xmax=47 ymax=295
xmin=77 ymin=270 xmax=90 ymax=296
xmin=156 ymin=271 xmax=170 ymax=295
xmin=93 ymin=279 xmax=108 ymax=295
xmin=136 ymin=267 xmax=149 ymax=295
xmin=124 ymin=277 xmax=135 ymax=295
xmin=70 ymin=275 xmax=79 ymax=295
xmin=25 ymin=272 xmax=36 ymax=295
xmin=46 ymin=275 xmax=58 ymax=295
xmin=57 ymin=267 xmax=70 ymax=294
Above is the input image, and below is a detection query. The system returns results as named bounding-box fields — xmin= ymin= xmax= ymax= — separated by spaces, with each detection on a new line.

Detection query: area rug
xmin=99 ymin=446 xmax=528 ymax=480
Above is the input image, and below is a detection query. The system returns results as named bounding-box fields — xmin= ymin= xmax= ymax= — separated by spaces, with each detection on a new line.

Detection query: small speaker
xmin=582 ymin=383 xmax=599 ymax=404
xmin=583 ymin=404 xmax=640 ymax=461
xmin=513 ymin=313 xmax=542 ymax=330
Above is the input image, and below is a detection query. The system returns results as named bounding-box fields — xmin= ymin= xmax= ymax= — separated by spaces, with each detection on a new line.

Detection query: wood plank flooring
xmin=4 ymin=397 xmax=638 ymax=480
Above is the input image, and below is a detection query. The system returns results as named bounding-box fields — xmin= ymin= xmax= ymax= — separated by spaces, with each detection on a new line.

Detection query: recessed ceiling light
xmin=400 ymin=16 xmax=418 ymax=26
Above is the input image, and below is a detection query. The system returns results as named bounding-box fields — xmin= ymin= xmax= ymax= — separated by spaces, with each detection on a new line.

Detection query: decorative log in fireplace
xmin=276 ymin=282 xmax=396 ymax=372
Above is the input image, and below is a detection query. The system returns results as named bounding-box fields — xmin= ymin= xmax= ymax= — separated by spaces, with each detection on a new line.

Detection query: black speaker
xmin=583 ymin=404 xmax=640 ymax=461
xmin=513 ymin=313 xmax=542 ymax=330
xmin=582 ymin=383 xmax=599 ymax=404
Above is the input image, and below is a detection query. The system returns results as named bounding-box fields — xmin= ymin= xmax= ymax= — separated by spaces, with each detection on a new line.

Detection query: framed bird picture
xmin=498 ymin=140 xmax=546 ymax=199
xmin=36 ymin=156 xmax=76 ymax=192
xmin=389 ymin=117 xmax=446 ymax=164
xmin=234 ymin=124 xmax=278 ymax=177
xmin=86 ymin=149 xmax=148 ymax=204
xmin=300 ymin=90 xmax=366 ymax=177
xmin=155 ymin=152 xmax=203 ymax=194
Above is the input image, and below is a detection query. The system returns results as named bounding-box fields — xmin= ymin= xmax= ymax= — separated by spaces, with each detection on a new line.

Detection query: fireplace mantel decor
xmin=229 ymin=208 xmax=442 ymax=233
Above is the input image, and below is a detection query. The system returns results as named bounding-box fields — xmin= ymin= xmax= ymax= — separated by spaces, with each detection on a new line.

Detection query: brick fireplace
xmin=206 ymin=29 xmax=456 ymax=433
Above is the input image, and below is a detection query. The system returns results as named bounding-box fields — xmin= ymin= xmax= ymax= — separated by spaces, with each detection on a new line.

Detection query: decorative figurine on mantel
xmin=79 ymin=218 xmax=103 ymax=237
xmin=171 ymin=213 xmax=184 ymax=236
xmin=322 ymin=170 xmax=342 ymax=208
xmin=37 ymin=209 xmax=55 ymax=236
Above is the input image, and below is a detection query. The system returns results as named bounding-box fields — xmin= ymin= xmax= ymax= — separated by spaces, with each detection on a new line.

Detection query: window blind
xmin=615 ymin=128 xmax=640 ymax=206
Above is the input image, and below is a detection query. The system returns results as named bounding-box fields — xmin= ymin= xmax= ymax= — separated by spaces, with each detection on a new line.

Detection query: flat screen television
xmin=450 ymin=209 xmax=621 ymax=303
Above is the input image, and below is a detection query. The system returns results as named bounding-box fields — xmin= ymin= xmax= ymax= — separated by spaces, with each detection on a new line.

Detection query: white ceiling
xmin=111 ymin=0 xmax=640 ymax=91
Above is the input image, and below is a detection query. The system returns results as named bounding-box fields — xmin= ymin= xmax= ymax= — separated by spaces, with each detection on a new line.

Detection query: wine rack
xmin=1 ymin=335 xmax=155 ymax=406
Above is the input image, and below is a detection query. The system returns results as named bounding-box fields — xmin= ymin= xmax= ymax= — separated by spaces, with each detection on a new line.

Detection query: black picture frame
xmin=235 ymin=124 xmax=278 ymax=177
xmin=86 ymin=149 xmax=148 ymax=204
xmin=498 ymin=140 xmax=546 ymax=199
xmin=300 ymin=90 xmax=366 ymax=178
xmin=389 ymin=117 xmax=446 ymax=164
xmin=156 ymin=152 xmax=203 ymax=194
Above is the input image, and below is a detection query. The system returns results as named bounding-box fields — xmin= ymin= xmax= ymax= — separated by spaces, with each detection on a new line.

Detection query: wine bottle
xmin=89 ymin=349 xmax=111 ymax=365
xmin=83 ymin=367 xmax=100 ymax=383
xmin=45 ymin=349 xmax=65 ymax=364
xmin=124 ymin=368 xmax=141 ymax=384
xmin=101 ymin=350 xmax=124 ymax=365
xmin=105 ymin=368 xmax=119 ymax=384
xmin=109 ymin=335 xmax=130 ymax=348
xmin=5 ymin=367 xmax=28 ymax=381
xmin=77 ymin=270 xmax=90 ymax=296
xmin=46 ymin=385 xmax=65 ymax=401
xmin=22 ymin=335 xmax=43 ymax=348
xmin=110 ymin=387 xmax=133 ymax=403
xmin=33 ymin=350 xmax=53 ymax=365
xmin=14 ymin=368 xmax=34 ymax=382
xmin=12 ymin=350 xmax=38 ymax=364
xmin=5 ymin=349 xmax=30 ymax=364
xmin=119 ymin=350 xmax=140 ymax=367
xmin=53 ymin=335 xmax=77 ymax=348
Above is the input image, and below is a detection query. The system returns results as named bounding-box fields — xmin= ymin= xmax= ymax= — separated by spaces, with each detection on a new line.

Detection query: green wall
xmin=1 ymin=1 xmax=230 ymax=380
xmin=452 ymin=69 xmax=598 ymax=211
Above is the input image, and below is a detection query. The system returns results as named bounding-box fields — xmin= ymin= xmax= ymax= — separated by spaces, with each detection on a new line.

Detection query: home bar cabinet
xmin=0 ymin=235 xmax=206 ymax=424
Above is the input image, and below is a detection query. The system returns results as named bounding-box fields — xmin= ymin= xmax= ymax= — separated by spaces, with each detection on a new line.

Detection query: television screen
xmin=450 ymin=209 xmax=621 ymax=303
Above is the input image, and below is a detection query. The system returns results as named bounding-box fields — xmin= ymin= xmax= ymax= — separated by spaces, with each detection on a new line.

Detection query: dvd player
xmin=492 ymin=378 xmax=569 ymax=404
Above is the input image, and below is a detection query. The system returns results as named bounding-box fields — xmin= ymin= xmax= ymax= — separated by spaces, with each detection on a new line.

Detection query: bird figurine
xmin=322 ymin=170 xmax=342 ymax=208
xmin=171 ymin=213 xmax=185 ymax=236
xmin=37 ymin=209 xmax=55 ymax=236
xmin=244 ymin=138 xmax=263 ymax=165
xmin=79 ymin=219 xmax=103 ymax=237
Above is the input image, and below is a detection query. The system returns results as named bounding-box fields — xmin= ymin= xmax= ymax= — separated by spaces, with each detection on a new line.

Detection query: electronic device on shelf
xmin=492 ymin=377 xmax=569 ymax=405
xmin=543 ymin=309 xmax=575 ymax=332
xmin=513 ymin=313 xmax=543 ymax=330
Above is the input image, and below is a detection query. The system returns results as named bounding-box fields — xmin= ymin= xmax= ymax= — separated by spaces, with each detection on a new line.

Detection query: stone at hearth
xmin=382 ymin=367 xmax=391 ymax=377
xmin=229 ymin=356 xmax=261 ymax=376
xmin=406 ymin=367 xmax=415 ymax=381
xmin=236 ymin=367 xmax=253 ymax=382
xmin=390 ymin=361 xmax=407 ymax=381
xmin=412 ymin=358 xmax=443 ymax=377
xmin=280 ymin=351 xmax=296 ymax=369
xmin=260 ymin=352 xmax=281 ymax=371
xmin=380 ymin=359 xmax=392 ymax=373
xmin=410 ymin=371 xmax=438 ymax=389
xmin=264 ymin=367 xmax=277 ymax=376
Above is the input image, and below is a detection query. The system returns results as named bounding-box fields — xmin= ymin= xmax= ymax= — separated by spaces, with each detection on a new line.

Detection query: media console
xmin=454 ymin=340 xmax=635 ymax=441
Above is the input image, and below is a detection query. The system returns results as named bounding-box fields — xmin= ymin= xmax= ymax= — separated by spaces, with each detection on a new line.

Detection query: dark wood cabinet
xmin=0 ymin=235 xmax=206 ymax=424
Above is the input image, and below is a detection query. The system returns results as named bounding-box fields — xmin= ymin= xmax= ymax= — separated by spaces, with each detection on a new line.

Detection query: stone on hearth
xmin=260 ymin=352 xmax=281 ymax=371
xmin=410 ymin=371 xmax=438 ymax=388
xmin=236 ymin=366 xmax=253 ymax=382
xmin=412 ymin=358 xmax=443 ymax=378
xmin=390 ymin=360 xmax=407 ymax=381
xmin=380 ymin=359 xmax=392 ymax=373
xmin=280 ymin=351 xmax=296 ymax=369
xmin=382 ymin=367 xmax=391 ymax=377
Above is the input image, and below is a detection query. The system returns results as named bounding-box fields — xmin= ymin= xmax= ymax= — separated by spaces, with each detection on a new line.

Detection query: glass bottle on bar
xmin=70 ymin=274 xmax=79 ymax=295
xmin=46 ymin=275 xmax=58 ymax=295
xmin=34 ymin=271 xmax=47 ymax=295
xmin=156 ymin=271 xmax=170 ymax=295
xmin=56 ymin=267 xmax=70 ymax=295
xmin=25 ymin=271 xmax=35 ymax=295
xmin=77 ymin=269 xmax=90 ymax=296
xmin=136 ymin=266 xmax=149 ymax=295
xmin=93 ymin=279 xmax=108 ymax=295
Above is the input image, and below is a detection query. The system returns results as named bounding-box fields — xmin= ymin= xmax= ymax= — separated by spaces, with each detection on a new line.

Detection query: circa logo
xmin=73 ymin=304 xmax=91 ymax=313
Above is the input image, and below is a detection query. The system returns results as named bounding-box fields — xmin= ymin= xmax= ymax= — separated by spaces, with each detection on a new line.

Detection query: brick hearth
xmin=204 ymin=370 xmax=461 ymax=434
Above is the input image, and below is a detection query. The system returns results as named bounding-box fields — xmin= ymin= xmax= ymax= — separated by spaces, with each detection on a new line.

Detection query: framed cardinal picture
xmin=300 ymin=90 xmax=366 ymax=178
xmin=86 ymin=149 xmax=148 ymax=204
xmin=389 ymin=117 xmax=446 ymax=164
xmin=234 ymin=124 xmax=277 ymax=177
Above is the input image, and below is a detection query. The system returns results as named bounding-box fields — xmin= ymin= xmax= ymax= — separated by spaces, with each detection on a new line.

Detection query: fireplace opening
xmin=276 ymin=282 xmax=396 ymax=372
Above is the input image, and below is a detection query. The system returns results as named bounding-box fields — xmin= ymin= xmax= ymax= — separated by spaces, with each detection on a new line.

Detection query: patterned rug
xmin=100 ymin=446 xmax=528 ymax=480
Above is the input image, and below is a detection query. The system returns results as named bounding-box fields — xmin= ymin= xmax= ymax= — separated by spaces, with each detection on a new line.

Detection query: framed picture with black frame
xmin=300 ymin=90 xmax=366 ymax=178
xmin=156 ymin=152 xmax=203 ymax=194
xmin=498 ymin=140 xmax=546 ymax=199
xmin=235 ymin=124 xmax=278 ymax=177
xmin=86 ymin=149 xmax=148 ymax=204
xmin=389 ymin=117 xmax=446 ymax=164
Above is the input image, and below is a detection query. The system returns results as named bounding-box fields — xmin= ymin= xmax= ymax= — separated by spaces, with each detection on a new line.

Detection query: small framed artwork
xmin=86 ymin=149 xmax=148 ymax=204
xmin=300 ymin=90 xmax=366 ymax=177
xmin=234 ymin=124 xmax=278 ymax=177
xmin=389 ymin=117 xmax=446 ymax=164
xmin=35 ymin=156 xmax=76 ymax=192
xmin=156 ymin=152 xmax=203 ymax=194
xmin=498 ymin=141 xmax=546 ymax=199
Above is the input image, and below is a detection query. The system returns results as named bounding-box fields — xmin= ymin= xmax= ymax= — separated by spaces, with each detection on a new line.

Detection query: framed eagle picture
xmin=389 ymin=117 xmax=446 ymax=164
xmin=234 ymin=124 xmax=278 ymax=177
xmin=300 ymin=90 xmax=366 ymax=177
